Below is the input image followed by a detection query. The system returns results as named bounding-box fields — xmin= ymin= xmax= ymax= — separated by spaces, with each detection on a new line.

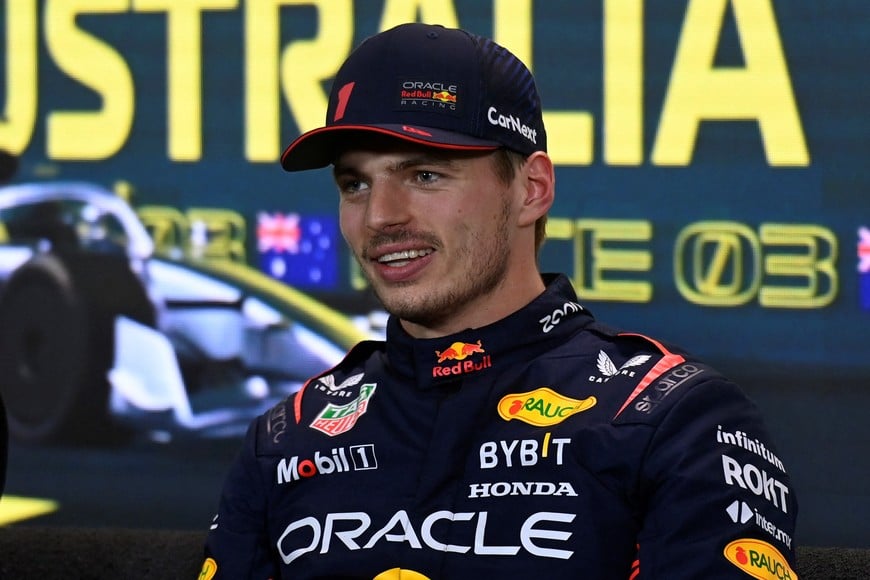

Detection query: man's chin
xmin=377 ymin=292 xmax=421 ymax=318
xmin=376 ymin=290 xmax=441 ymax=325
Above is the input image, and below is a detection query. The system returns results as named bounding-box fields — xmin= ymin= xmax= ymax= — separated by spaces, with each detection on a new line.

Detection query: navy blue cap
xmin=281 ymin=23 xmax=546 ymax=171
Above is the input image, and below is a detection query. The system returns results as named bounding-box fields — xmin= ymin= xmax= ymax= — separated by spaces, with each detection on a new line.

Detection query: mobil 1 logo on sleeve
xmin=277 ymin=444 xmax=378 ymax=484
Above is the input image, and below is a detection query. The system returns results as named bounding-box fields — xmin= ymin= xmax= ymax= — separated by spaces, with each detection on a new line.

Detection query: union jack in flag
xmin=859 ymin=227 xmax=870 ymax=310
xmin=257 ymin=212 xmax=302 ymax=253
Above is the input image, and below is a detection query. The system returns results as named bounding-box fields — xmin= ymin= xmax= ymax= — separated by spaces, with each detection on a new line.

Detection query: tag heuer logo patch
xmin=310 ymin=383 xmax=377 ymax=437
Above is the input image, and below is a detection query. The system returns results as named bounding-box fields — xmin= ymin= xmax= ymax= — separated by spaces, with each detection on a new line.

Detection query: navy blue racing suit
xmin=202 ymin=274 xmax=798 ymax=579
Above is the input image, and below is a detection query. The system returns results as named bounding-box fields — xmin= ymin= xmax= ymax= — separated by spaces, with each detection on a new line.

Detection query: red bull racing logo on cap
xmin=724 ymin=539 xmax=797 ymax=580
xmin=433 ymin=340 xmax=492 ymax=377
xmin=432 ymin=90 xmax=457 ymax=103
xmin=399 ymin=80 xmax=459 ymax=112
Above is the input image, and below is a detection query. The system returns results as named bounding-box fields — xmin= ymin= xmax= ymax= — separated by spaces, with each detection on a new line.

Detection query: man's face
xmin=334 ymin=141 xmax=523 ymax=336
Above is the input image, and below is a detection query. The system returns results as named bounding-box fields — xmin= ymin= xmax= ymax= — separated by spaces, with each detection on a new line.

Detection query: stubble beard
xmin=360 ymin=195 xmax=513 ymax=329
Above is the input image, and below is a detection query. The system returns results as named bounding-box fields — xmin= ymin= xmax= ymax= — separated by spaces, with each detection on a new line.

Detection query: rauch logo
xmin=723 ymin=538 xmax=797 ymax=580
xmin=498 ymin=388 xmax=596 ymax=427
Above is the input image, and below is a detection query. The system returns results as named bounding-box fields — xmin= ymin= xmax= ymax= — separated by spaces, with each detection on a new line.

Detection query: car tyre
xmin=0 ymin=253 xmax=148 ymax=444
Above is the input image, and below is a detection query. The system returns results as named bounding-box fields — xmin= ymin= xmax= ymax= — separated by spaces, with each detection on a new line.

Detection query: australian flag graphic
xmin=257 ymin=211 xmax=339 ymax=289
xmin=860 ymin=227 xmax=870 ymax=310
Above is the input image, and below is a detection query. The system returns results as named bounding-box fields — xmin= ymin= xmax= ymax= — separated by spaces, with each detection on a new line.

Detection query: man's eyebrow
xmin=394 ymin=155 xmax=459 ymax=171
xmin=333 ymin=153 xmax=459 ymax=178
xmin=332 ymin=163 xmax=356 ymax=179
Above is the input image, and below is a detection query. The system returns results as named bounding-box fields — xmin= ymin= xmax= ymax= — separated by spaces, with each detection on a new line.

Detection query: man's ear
xmin=517 ymin=151 xmax=555 ymax=227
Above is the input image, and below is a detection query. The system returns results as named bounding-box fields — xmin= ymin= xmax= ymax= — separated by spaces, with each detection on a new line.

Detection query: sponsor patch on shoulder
xmin=310 ymin=383 xmax=377 ymax=436
xmin=632 ymin=363 xmax=705 ymax=414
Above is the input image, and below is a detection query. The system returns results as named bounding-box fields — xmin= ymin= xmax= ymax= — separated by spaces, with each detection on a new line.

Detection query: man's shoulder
xmin=569 ymin=323 xmax=729 ymax=423
xmin=252 ymin=340 xmax=386 ymax=456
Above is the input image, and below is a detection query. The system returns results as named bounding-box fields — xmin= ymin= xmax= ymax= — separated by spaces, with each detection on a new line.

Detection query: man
xmin=203 ymin=23 xmax=798 ymax=579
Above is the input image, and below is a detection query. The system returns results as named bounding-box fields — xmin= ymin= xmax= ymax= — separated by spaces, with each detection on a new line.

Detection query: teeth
xmin=378 ymin=249 xmax=432 ymax=265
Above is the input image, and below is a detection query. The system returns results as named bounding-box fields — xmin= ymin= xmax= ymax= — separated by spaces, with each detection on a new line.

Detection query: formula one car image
xmin=0 ymin=181 xmax=371 ymax=444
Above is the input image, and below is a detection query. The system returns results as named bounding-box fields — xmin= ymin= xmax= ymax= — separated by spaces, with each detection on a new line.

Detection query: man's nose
xmin=365 ymin=180 xmax=411 ymax=231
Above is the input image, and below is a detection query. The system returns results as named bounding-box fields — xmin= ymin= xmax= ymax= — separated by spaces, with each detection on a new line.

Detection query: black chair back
xmin=0 ymin=390 xmax=6 ymax=496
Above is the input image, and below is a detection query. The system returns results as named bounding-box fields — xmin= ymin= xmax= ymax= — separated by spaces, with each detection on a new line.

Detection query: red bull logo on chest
xmin=433 ymin=340 xmax=492 ymax=377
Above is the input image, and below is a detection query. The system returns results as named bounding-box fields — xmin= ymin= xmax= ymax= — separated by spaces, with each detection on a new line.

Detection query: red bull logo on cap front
xmin=432 ymin=90 xmax=457 ymax=103
xmin=433 ymin=340 xmax=492 ymax=378
xmin=399 ymin=80 xmax=459 ymax=112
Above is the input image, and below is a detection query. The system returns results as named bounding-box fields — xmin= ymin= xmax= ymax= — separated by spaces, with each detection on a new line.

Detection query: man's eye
xmin=416 ymin=171 xmax=439 ymax=183
xmin=339 ymin=179 xmax=368 ymax=195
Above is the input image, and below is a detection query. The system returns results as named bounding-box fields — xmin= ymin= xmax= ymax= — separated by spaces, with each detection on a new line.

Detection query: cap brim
xmin=280 ymin=124 xmax=501 ymax=172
